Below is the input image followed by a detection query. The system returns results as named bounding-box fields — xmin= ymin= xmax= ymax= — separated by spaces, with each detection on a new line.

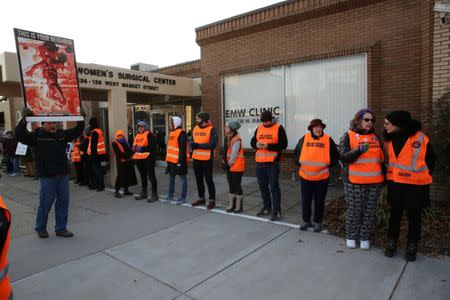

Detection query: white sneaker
xmin=10 ymin=173 xmax=17 ymax=177
xmin=360 ymin=240 xmax=370 ymax=250
xmin=346 ymin=239 xmax=356 ymax=249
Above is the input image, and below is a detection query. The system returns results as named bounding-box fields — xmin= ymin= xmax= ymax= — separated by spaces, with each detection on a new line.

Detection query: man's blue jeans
xmin=168 ymin=174 xmax=187 ymax=200
xmin=256 ymin=162 xmax=281 ymax=213
xmin=35 ymin=174 xmax=70 ymax=233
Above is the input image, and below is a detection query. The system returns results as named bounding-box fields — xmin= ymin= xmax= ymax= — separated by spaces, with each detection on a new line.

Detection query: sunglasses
xmin=363 ymin=118 xmax=374 ymax=123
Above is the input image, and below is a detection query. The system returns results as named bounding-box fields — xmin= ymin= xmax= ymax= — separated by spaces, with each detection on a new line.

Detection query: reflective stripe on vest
xmin=298 ymin=133 xmax=330 ymax=181
xmin=71 ymin=141 xmax=81 ymax=163
xmin=255 ymin=123 xmax=280 ymax=163
xmin=166 ymin=128 xmax=182 ymax=163
xmin=227 ymin=134 xmax=245 ymax=172
xmin=113 ymin=141 xmax=127 ymax=163
xmin=132 ymin=131 xmax=150 ymax=160
xmin=0 ymin=196 xmax=12 ymax=300
xmin=386 ymin=132 xmax=432 ymax=185
xmin=192 ymin=125 xmax=213 ymax=161
xmin=0 ymin=264 xmax=8 ymax=281
xmin=348 ymin=130 xmax=384 ymax=184
xmin=87 ymin=129 xmax=106 ymax=155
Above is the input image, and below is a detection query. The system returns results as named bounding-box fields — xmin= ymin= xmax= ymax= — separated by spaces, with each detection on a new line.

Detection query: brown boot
xmin=226 ymin=194 xmax=236 ymax=213
xmin=191 ymin=199 xmax=206 ymax=207
xmin=207 ymin=201 xmax=216 ymax=210
xmin=56 ymin=230 xmax=74 ymax=237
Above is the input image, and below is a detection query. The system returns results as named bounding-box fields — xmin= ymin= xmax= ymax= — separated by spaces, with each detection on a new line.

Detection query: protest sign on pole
xmin=14 ymin=28 xmax=83 ymax=122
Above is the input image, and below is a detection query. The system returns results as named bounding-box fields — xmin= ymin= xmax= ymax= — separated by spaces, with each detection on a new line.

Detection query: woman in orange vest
xmin=294 ymin=119 xmax=339 ymax=232
xmin=164 ymin=116 xmax=188 ymax=205
xmin=339 ymin=108 xmax=385 ymax=250
xmin=383 ymin=111 xmax=435 ymax=261
xmin=112 ymin=130 xmax=137 ymax=198
xmin=71 ymin=137 xmax=83 ymax=184
xmin=87 ymin=117 xmax=106 ymax=192
xmin=133 ymin=120 xmax=158 ymax=202
xmin=0 ymin=196 xmax=12 ymax=300
xmin=222 ymin=121 xmax=245 ymax=213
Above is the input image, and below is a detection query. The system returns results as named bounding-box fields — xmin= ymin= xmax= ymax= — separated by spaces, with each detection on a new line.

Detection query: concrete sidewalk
xmin=1 ymin=167 xmax=449 ymax=299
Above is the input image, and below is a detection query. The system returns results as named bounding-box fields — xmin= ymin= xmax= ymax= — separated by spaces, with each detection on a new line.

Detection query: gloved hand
xmin=191 ymin=143 xmax=199 ymax=150
xmin=222 ymin=161 xmax=230 ymax=171
xmin=359 ymin=143 xmax=370 ymax=153
xmin=22 ymin=107 xmax=34 ymax=118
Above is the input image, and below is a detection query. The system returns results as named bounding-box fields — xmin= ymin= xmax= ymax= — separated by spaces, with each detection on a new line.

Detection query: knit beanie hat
xmin=136 ymin=120 xmax=148 ymax=129
xmin=227 ymin=121 xmax=241 ymax=131
xmin=196 ymin=112 xmax=209 ymax=123
xmin=260 ymin=110 xmax=273 ymax=122
xmin=385 ymin=110 xmax=411 ymax=129
xmin=88 ymin=117 xmax=98 ymax=128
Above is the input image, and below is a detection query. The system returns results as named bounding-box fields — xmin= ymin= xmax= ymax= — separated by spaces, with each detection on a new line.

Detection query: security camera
xmin=440 ymin=14 xmax=448 ymax=25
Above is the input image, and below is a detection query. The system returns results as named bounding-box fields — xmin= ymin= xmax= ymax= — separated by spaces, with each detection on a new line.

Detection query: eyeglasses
xmin=363 ymin=118 xmax=374 ymax=123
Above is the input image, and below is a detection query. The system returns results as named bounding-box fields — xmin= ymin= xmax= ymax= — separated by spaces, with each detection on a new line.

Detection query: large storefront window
xmin=223 ymin=68 xmax=284 ymax=148
xmin=223 ymin=54 xmax=367 ymax=149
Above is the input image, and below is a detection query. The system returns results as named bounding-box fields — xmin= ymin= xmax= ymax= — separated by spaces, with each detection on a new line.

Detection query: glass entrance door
xmin=150 ymin=109 xmax=184 ymax=160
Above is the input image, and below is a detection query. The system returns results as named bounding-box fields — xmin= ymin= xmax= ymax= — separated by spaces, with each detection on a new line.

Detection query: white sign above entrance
xmin=77 ymin=63 xmax=200 ymax=97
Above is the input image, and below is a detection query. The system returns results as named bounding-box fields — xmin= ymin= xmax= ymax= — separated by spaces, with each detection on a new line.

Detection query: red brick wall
xmin=197 ymin=0 xmax=431 ymax=178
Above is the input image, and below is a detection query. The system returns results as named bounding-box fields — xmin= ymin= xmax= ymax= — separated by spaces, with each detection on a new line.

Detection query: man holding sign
xmin=15 ymin=107 xmax=85 ymax=238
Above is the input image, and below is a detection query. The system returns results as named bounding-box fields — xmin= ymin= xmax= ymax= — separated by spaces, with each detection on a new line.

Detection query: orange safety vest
xmin=227 ymin=134 xmax=245 ymax=172
xmin=113 ymin=141 xmax=127 ymax=163
xmin=0 ymin=196 xmax=12 ymax=300
xmin=192 ymin=125 xmax=214 ymax=161
xmin=255 ymin=123 xmax=280 ymax=163
xmin=348 ymin=130 xmax=384 ymax=184
xmin=166 ymin=128 xmax=190 ymax=164
xmin=132 ymin=131 xmax=150 ymax=160
xmin=298 ymin=133 xmax=330 ymax=181
xmin=386 ymin=131 xmax=432 ymax=185
xmin=87 ymin=128 xmax=106 ymax=155
xmin=71 ymin=141 xmax=81 ymax=163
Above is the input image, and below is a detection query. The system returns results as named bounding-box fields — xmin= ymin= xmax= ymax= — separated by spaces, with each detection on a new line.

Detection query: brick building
xmin=190 ymin=0 xmax=438 ymax=176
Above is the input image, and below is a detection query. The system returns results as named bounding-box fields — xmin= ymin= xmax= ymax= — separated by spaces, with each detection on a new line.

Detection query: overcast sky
xmin=0 ymin=0 xmax=281 ymax=69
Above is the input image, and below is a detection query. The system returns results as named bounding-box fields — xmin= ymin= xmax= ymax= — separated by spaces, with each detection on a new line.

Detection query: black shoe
xmin=148 ymin=193 xmax=159 ymax=202
xmin=405 ymin=240 xmax=417 ymax=261
xmin=135 ymin=193 xmax=148 ymax=200
xmin=384 ymin=239 xmax=397 ymax=257
xmin=55 ymin=230 xmax=74 ymax=238
xmin=123 ymin=190 xmax=133 ymax=196
xmin=299 ymin=222 xmax=312 ymax=231
xmin=36 ymin=230 xmax=49 ymax=239
xmin=97 ymin=188 xmax=105 ymax=192
xmin=313 ymin=223 xmax=324 ymax=232
xmin=256 ymin=208 xmax=271 ymax=217
xmin=114 ymin=191 xmax=122 ymax=198
xmin=270 ymin=212 xmax=281 ymax=222
xmin=226 ymin=206 xmax=236 ymax=213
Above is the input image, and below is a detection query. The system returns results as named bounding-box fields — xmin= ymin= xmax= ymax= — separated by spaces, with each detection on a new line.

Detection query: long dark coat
xmin=112 ymin=140 xmax=137 ymax=188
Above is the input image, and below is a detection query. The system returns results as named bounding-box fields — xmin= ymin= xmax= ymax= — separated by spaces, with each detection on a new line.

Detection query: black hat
xmin=89 ymin=117 xmax=98 ymax=128
xmin=385 ymin=110 xmax=411 ymax=129
xmin=307 ymin=119 xmax=326 ymax=131
xmin=260 ymin=110 xmax=273 ymax=122
xmin=196 ymin=112 xmax=209 ymax=123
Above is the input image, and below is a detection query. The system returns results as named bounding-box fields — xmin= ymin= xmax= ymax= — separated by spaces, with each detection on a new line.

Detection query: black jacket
xmin=293 ymin=133 xmax=339 ymax=168
xmin=383 ymin=120 xmax=435 ymax=208
xmin=250 ymin=123 xmax=288 ymax=162
xmin=15 ymin=119 xmax=84 ymax=177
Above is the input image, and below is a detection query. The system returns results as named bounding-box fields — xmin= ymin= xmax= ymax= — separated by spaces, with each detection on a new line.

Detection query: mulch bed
xmin=323 ymin=196 xmax=450 ymax=257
